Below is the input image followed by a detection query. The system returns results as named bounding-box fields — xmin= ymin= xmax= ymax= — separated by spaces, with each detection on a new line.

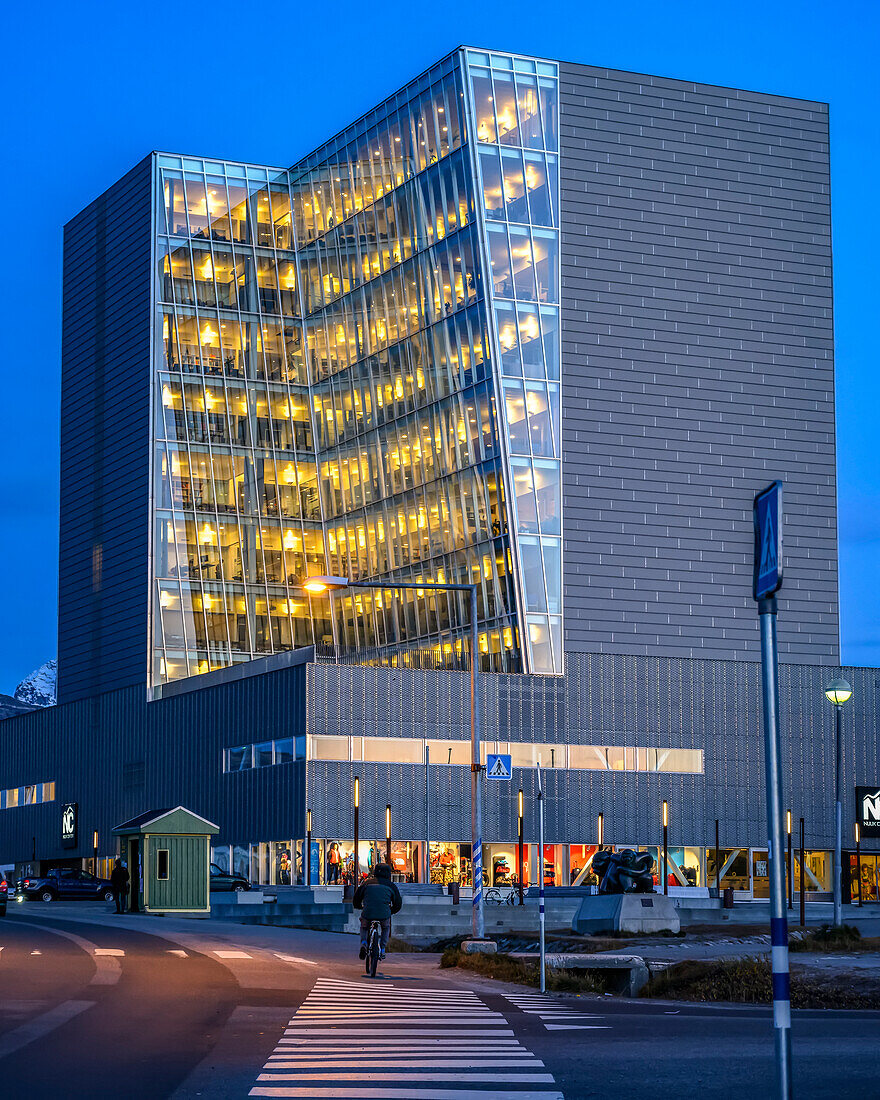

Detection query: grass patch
xmin=386 ymin=937 xmax=419 ymax=953
xmin=440 ymin=947 xmax=608 ymax=994
xmin=790 ymin=924 xmax=880 ymax=953
xmin=641 ymin=957 xmax=880 ymax=1009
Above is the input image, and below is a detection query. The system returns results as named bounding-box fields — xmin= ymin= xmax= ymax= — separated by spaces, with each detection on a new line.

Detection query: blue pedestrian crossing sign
xmin=486 ymin=753 xmax=512 ymax=780
xmin=753 ymin=481 xmax=783 ymax=600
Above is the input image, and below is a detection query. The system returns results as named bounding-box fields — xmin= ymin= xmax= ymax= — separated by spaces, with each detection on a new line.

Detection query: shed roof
xmin=112 ymin=806 xmax=220 ymax=836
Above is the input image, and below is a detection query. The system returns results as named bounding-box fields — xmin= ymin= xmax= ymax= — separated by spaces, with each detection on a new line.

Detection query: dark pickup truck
xmin=19 ymin=868 xmax=116 ymax=903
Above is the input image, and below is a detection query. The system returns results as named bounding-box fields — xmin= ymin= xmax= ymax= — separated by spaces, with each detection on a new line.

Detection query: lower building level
xmin=1 ymin=649 xmax=878 ymax=903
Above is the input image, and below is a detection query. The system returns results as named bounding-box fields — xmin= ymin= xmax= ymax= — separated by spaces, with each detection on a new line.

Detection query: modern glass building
xmin=148 ymin=48 xmax=563 ymax=688
xmin=5 ymin=43 xmax=858 ymax=901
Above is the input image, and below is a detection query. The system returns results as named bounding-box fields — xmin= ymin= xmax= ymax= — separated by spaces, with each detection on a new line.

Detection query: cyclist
xmin=353 ymin=862 xmax=402 ymax=961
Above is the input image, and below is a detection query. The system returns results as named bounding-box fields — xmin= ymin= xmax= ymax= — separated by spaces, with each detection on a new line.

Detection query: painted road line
xmin=257 ymin=1072 xmax=557 ymax=1083
xmin=167 ymin=949 xmax=187 ymax=957
xmin=94 ymin=948 xmax=124 ymax=956
xmin=0 ymin=1000 xmax=94 ymax=1060
xmin=250 ymin=1090 xmax=564 ymax=1099
xmin=213 ymin=950 xmax=253 ymax=959
xmin=249 ymin=976 xmax=561 ymax=1097
xmin=9 ymin=920 xmax=122 ymax=986
xmin=273 ymin=954 xmax=317 ymax=966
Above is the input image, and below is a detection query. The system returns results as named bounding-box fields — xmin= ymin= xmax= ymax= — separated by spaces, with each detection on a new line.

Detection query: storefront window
xmin=569 ymin=844 xmax=599 ymax=886
xmin=851 ymin=853 xmax=880 ymax=902
xmin=429 ymin=842 xmax=462 ymax=885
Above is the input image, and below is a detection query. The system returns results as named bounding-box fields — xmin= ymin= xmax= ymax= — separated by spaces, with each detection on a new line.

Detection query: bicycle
xmin=484 ymin=886 xmax=516 ymax=906
xmin=365 ymin=919 xmax=382 ymax=977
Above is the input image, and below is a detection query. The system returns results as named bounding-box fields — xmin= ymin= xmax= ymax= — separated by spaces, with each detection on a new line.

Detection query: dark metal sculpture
xmin=592 ymin=848 xmax=655 ymax=894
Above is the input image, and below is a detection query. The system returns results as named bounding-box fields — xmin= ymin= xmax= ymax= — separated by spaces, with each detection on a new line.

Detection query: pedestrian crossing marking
xmin=213 ymin=950 xmax=252 ymax=959
xmin=249 ymin=977 xmax=563 ymax=1097
xmin=504 ymin=992 xmax=610 ymax=1031
xmin=274 ymin=954 xmax=317 ymax=966
xmin=167 ymin=950 xmax=187 ymax=957
xmin=93 ymin=949 xmax=124 ymax=956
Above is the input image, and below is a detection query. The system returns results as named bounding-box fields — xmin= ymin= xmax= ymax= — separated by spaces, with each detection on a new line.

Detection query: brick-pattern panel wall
xmin=558 ymin=64 xmax=837 ymax=663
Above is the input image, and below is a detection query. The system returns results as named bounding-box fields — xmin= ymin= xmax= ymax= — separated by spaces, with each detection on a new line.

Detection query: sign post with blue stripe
xmin=754 ymin=481 xmax=792 ymax=1098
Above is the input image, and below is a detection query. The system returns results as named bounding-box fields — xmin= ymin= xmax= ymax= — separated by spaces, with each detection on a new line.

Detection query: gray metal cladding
xmin=306 ymin=657 xmax=880 ymax=852
xmin=58 ymin=154 xmax=153 ymax=704
xmin=556 ymin=63 xmax=838 ymax=665
xmin=0 ymin=664 xmax=308 ymax=863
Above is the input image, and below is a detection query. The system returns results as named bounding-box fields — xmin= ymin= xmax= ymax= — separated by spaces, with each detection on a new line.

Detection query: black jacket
xmin=353 ymin=864 xmax=402 ymax=920
xmin=110 ymin=866 xmax=129 ymax=891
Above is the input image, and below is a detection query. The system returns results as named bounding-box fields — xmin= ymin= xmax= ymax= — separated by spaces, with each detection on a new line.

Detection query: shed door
xmin=150 ymin=834 xmax=208 ymax=910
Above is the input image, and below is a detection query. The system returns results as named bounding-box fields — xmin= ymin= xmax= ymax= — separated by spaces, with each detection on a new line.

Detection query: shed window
xmin=157 ymin=849 xmax=170 ymax=880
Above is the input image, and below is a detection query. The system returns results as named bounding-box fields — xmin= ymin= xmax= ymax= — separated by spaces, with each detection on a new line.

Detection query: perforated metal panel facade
xmin=306 ymin=657 xmax=880 ymax=852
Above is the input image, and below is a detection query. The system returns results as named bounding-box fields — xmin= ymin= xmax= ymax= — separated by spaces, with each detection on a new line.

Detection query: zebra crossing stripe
xmin=249 ymin=977 xmax=563 ymax=1097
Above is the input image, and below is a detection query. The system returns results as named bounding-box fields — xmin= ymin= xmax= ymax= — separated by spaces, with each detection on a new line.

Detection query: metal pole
xmin=855 ymin=824 xmax=862 ymax=907
xmin=715 ymin=818 xmax=721 ymax=900
xmin=758 ymin=596 xmax=792 ymax=1099
xmin=662 ymin=801 xmax=669 ymax=895
xmin=93 ymin=831 xmax=98 ymax=877
xmin=537 ymin=765 xmax=546 ymax=993
xmin=518 ymin=787 xmax=524 ymax=906
xmin=306 ymin=809 xmax=312 ymax=887
xmin=385 ymin=804 xmax=392 ymax=865
xmin=353 ymin=776 xmax=360 ymax=891
xmin=470 ymin=584 xmax=485 ymax=940
xmin=787 ymin=811 xmax=793 ymax=910
xmin=424 ymin=745 xmax=430 ymax=885
xmin=834 ymin=703 xmax=843 ymax=927
xmin=799 ymin=817 xmax=805 ymax=928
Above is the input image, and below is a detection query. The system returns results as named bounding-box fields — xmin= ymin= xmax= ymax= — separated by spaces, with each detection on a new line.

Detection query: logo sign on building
xmin=486 ymin=754 xmax=512 ymax=780
xmin=753 ymin=481 xmax=783 ymax=600
xmin=856 ymin=787 xmax=880 ymax=836
xmin=61 ymin=802 xmax=78 ymax=848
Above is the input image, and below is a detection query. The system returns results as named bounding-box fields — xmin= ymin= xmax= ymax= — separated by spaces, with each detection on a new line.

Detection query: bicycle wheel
xmin=485 ymin=888 xmax=500 ymax=905
xmin=368 ymin=925 xmax=380 ymax=977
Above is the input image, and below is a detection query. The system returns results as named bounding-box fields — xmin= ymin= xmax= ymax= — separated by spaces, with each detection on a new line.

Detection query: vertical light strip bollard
xmin=537 ymin=764 xmax=546 ymax=993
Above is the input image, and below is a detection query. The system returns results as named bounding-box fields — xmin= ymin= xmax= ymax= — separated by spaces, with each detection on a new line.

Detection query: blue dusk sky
xmin=0 ymin=0 xmax=876 ymax=692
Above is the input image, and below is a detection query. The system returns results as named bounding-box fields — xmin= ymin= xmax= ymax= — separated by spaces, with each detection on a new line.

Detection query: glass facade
xmin=150 ymin=48 xmax=562 ymax=686
xmin=465 ymin=49 xmax=562 ymax=674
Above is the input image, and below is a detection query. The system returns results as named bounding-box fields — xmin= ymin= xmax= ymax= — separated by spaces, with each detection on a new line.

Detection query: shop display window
xmin=569 ymin=844 xmax=599 ymax=886
xmin=850 ymin=853 xmax=879 ymax=902
xmin=429 ymin=842 xmax=461 ymax=885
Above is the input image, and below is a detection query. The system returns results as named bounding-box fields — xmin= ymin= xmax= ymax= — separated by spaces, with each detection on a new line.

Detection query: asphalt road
xmin=0 ymin=901 xmax=877 ymax=1098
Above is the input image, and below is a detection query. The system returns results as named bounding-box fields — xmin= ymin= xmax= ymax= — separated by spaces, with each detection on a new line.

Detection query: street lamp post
xmin=353 ymin=776 xmax=360 ymax=893
xmin=662 ymin=801 xmax=669 ymax=896
xmin=597 ymin=812 xmax=603 ymax=849
xmin=786 ymin=811 xmax=792 ymax=910
xmin=824 ymin=678 xmax=852 ymax=928
xmin=385 ymin=804 xmax=392 ymax=865
xmin=306 ymin=808 xmax=312 ymax=887
xmin=855 ymin=823 xmax=862 ymax=907
xmin=517 ymin=787 xmax=524 ymax=906
xmin=302 ymin=575 xmax=485 ymax=940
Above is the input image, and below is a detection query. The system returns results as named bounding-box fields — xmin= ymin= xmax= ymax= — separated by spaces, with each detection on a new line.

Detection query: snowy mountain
xmin=14 ymin=660 xmax=57 ymax=708
xmin=0 ymin=693 xmax=36 ymax=720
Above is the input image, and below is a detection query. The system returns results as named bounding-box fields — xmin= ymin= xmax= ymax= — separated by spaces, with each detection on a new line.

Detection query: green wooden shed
xmin=112 ymin=806 xmax=219 ymax=916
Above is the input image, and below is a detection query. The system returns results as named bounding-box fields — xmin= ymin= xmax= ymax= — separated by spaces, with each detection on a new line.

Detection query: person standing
xmin=110 ymin=859 xmax=129 ymax=914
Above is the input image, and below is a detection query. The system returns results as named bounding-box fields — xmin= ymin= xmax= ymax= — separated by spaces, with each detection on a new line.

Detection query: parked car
xmin=19 ymin=868 xmax=116 ymax=903
xmin=209 ymin=863 xmax=250 ymax=892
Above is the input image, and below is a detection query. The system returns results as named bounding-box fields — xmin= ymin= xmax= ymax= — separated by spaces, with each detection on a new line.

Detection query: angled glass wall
xmin=149 ymin=51 xmax=531 ymax=686
xmin=288 ymin=54 xmax=521 ymax=672
xmin=464 ymin=49 xmax=563 ymax=674
xmin=152 ymin=156 xmax=334 ymax=684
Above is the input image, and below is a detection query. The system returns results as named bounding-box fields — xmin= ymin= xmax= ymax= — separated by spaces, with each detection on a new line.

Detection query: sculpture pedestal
xmin=572 ymin=893 xmax=680 ymax=935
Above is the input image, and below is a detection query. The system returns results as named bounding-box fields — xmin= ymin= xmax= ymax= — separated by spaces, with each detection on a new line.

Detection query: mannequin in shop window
xmin=327 ymin=842 xmax=342 ymax=884
xmin=279 ymin=850 xmax=291 ymax=885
